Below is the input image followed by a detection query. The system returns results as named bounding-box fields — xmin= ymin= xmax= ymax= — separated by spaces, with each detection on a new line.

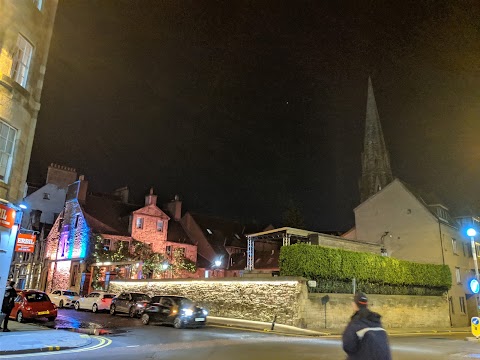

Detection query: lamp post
xmin=468 ymin=228 xmax=480 ymax=312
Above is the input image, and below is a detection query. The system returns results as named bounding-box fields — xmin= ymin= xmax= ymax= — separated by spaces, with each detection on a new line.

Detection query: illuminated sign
xmin=470 ymin=279 xmax=480 ymax=294
xmin=15 ymin=233 xmax=36 ymax=253
xmin=472 ymin=317 xmax=480 ymax=338
xmin=0 ymin=203 xmax=16 ymax=229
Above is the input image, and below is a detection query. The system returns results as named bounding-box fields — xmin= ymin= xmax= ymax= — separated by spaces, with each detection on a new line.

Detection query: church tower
xmin=359 ymin=77 xmax=393 ymax=202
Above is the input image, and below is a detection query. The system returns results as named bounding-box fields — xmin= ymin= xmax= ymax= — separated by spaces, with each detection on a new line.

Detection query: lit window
xmin=0 ymin=121 xmax=16 ymax=183
xmin=157 ymin=220 xmax=164 ymax=232
xmin=455 ymin=267 xmax=461 ymax=284
xmin=166 ymin=246 xmax=171 ymax=255
xmin=452 ymin=238 xmax=458 ymax=255
xmin=103 ymin=238 xmax=111 ymax=251
xmin=178 ymin=247 xmax=185 ymax=257
xmin=32 ymin=0 xmax=42 ymax=10
xmin=11 ymin=35 xmax=33 ymax=87
xmin=136 ymin=217 xmax=144 ymax=229
xmin=206 ymin=229 xmax=212 ymax=235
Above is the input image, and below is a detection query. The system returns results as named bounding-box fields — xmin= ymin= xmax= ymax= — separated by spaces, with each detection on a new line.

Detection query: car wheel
xmin=74 ymin=302 xmax=81 ymax=311
xmin=173 ymin=317 xmax=183 ymax=329
xmin=59 ymin=300 xmax=64 ymax=308
xmin=16 ymin=311 xmax=24 ymax=323
xmin=141 ymin=313 xmax=150 ymax=325
xmin=128 ymin=306 xmax=136 ymax=318
xmin=92 ymin=304 xmax=98 ymax=313
xmin=48 ymin=316 xmax=56 ymax=321
xmin=110 ymin=304 xmax=116 ymax=315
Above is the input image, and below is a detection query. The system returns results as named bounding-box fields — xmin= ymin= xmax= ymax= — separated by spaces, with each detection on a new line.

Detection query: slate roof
xmin=82 ymin=193 xmax=141 ymax=235
xmin=167 ymin=220 xmax=195 ymax=245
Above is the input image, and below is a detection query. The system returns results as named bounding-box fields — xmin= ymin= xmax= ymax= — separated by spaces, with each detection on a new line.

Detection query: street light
xmin=467 ymin=228 xmax=479 ymax=312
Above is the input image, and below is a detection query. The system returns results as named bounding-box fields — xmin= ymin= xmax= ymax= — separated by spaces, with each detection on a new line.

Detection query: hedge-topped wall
xmin=279 ymin=244 xmax=451 ymax=295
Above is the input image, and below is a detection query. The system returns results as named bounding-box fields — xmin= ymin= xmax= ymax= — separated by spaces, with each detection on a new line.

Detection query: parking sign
xmin=472 ymin=317 xmax=480 ymax=338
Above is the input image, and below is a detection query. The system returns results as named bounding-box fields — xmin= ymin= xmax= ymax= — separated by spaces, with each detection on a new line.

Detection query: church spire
xmin=359 ymin=77 xmax=393 ymax=202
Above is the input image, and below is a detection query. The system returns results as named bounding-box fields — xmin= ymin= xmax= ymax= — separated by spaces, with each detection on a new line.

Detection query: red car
xmin=10 ymin=290 xmax=57 ymax=322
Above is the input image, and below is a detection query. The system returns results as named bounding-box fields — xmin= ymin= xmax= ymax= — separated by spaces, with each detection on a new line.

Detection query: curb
xmin=0 ymin=345 xmax=78 ymax=356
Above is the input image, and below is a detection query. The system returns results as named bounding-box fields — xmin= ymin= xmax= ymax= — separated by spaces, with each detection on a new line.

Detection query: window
xmin=43 ymin=192 xmax=50 ymax=200
xmin=177 ymin=247 xmax=185 ymax=257
xmin=455 ymin=267 xmax=461 ymax=284
xmin=11 ymin=35 xmax=33 ymax=87
xmin=103 ymin=238 xmax=111 ymax=251
xmin=136 ymin=217 xmax=144 ymax=229
xmin=70 ymin=263 xmax=79 ymax=286
xmin=74 ymin=214 xmax=80 ymax=228
xmin=206 ymin=228 xmax=212 ymax=235
xmin=452 ymin=238 xmax=458 ymax=255
xmin=449 ymin=296 xmax=454 ymax=314
xmin=32 ymin=0 xmax=43 ymax=10
xmin=0 ymin=121 xmax=17 ymax=183
xmin=464 ymin=243 xmax=468 ymax=257
xmin=157 ymin=220 xmax=164 ymax=232
xmin=459 ymin=297 xmax=466 ymax=314
xmin=166 ymin=245 xmax=171 ymax=255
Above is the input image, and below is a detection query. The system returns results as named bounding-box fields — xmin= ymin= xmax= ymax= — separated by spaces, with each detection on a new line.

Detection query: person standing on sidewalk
xmin=2 ymin=280 xmax=17 ymax=332
xmin=342 ymin=292 xmax=392 ymax=360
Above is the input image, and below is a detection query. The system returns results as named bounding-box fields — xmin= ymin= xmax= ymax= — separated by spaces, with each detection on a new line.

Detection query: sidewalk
xmin=208 ymin=316 xmax=471 ymax=337
xmin=0 ymin=321 xmax=92 ymax=355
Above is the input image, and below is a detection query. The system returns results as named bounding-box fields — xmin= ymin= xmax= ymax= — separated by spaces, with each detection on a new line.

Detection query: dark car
xmin=110 ymin=292 xmax=151 ymax=318
xmin=11 ymin=290 xmax=57 ymax=322
xmin=141 ymin=295 xmax=208 ymax=329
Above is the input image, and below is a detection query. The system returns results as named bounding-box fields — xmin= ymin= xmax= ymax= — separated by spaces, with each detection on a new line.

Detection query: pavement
xmin=0 ymin=315 xmax=472 ymax=355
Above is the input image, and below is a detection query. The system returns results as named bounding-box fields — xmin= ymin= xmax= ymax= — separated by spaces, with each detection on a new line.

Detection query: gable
xmin=134 ymin=204 xmax=170 ymax=219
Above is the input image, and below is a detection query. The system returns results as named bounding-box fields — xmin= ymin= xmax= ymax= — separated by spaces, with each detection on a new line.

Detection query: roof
xmin=188 ymin=213 xmax=249 ymax=255
xmin=229 ymin=250 xmax=279 ymax=270
xmin=82 ymin=194 xmax=141 ymax=235
xmin=167 ymin=220 xmax=195 ymax=245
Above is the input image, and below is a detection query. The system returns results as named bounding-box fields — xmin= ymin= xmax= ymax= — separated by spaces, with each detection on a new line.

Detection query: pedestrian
xmin=342 ymin=292 xmax=392 ymax=360
xmin=2 ymin=280 xmax=17 ymax=332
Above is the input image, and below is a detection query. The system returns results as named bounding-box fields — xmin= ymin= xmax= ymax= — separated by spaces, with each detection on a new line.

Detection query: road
xmin=2 ymin=309 xmax=480 ymax=359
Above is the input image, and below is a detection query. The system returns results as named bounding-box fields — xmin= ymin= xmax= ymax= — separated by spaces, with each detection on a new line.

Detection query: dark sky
xmin=29 ymin=0 xmax=480 ymax=231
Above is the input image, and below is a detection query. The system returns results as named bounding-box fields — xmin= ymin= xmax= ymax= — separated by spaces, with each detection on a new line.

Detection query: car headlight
xmin=136 ymin=303 xmax=145 ymax=308
xmin=202 ymin=309 xmax=208 ymax=316
xmin=183 ymin=309 xmax=194 ymax=317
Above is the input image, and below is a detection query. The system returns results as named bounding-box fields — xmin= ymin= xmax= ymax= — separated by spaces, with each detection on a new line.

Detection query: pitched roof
xmin=167 ymin=220 xmax=195 ymax=245
xmin=82 ymin=194 xmax=141 ymax=235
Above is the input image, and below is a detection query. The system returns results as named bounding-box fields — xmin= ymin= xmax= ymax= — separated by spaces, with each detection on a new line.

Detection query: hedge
xmin=279 ymin=244 xmax=452 ymax=291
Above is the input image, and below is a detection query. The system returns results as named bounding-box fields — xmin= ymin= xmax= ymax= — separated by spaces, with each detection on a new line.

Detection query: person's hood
xmin=356 ymin=311 xmax=383 ymax=327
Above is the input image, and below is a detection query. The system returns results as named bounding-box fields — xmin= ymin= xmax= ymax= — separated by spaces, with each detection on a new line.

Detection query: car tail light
xmin=101 ymin=298 xmax=106 ymax=302
xmin=25 ymin=306 xmax=32 ymax=311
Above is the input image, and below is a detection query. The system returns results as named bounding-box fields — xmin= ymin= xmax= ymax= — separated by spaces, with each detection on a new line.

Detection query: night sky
xmin=29 ymin=0 xmax=480 ymax=231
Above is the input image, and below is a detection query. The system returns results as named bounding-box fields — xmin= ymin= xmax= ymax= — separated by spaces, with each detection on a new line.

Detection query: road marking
xmin=209 ymin=324 xmax=321 ymax=338
xmin=0 ymin=336 xmax=112 ymax=358
xmin=126 ymin=345 xmax=139 ymax=348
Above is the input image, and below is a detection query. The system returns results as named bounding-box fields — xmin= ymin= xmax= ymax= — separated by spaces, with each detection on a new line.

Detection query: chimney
xmin=164 ymin=194 xmax=182 ymax=221
xmin=77 ymin=175 xmax=88 ymax=204
xmin=112 ymin=186 xmax=129 ymax=204
xmin=145 ymin=187 xmax=157 ymax=206
xmin=46 ymin=163 xmax=77 ymax=188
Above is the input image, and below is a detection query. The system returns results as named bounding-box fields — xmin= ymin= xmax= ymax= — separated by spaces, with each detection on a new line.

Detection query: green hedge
xmin=279 ymin=244 xmax=451 ymax=291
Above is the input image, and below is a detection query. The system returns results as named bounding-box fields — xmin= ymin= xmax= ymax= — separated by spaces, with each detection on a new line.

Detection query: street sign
xmin=472 ymin=317 xmax=480 ymax=338
xmin=15 ymin=233 xmax=36 ymax=253
xmin=0 ymin=203 xmax=16 ymax=229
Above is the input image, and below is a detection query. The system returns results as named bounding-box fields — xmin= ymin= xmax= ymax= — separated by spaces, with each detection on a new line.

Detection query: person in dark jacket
xmin=2 ymin=280 xmax=17 ymax=332
xmin=342 ymin=292 xmax=392 ymax=360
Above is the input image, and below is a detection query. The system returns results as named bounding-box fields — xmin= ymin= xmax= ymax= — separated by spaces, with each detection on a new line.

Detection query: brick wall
xmin=109 ymin=278 xmax=451 ymax=329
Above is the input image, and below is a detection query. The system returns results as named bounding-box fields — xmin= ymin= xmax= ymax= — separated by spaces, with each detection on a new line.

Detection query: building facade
xmin=0 ymin=0 xmax=58 ymax=203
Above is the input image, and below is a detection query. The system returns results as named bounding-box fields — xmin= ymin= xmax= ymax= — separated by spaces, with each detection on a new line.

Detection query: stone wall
xmin=305 ymin=293 xmax=450 ymax=330
xmin=109 ymin=278 xmax=451 ymax=329
xmin=109 ymin=277 xmax=307 ymax=326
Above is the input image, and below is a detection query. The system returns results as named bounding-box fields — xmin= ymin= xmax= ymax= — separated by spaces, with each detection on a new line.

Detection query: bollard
xmin=271 ymin=315 xmax=277 ymax=331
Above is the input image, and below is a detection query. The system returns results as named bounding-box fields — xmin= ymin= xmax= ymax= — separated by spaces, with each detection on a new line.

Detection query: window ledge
xmin=0 ymin=75 xmax=13 ymax=92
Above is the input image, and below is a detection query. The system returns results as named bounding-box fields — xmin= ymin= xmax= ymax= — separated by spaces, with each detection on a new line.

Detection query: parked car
xmin=74 ymin=291 xmax=116 ymax=313
xmin=141 ymin=295 xmax=208 ymax=329
xmin=110 ymin=292 xmax=151 ymax=318
xmin=10 ymin=290 xmax=57 ymax=322
xmin=49 ymin=289 xmax=80 ymax=308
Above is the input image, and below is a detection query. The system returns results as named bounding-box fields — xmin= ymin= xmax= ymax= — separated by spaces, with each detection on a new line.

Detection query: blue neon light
xmin=470 ymin=279 xmax=480 ymax=294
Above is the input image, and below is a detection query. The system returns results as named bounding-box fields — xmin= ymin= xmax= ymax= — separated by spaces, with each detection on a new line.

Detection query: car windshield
xmin=103 ymin=294 xmax=115 ymax=299
xmin=63 ymin=291 xmax=78 ymax=296
xmin=173 ymin=297 xmax=195 ymax=308
xmin=132 ymin=293 xmax=151 ymax=302
xmin=151 ymin=296 xmax=161 ymax=303
xmin=25 ymin=292 xmax=50 ymax=302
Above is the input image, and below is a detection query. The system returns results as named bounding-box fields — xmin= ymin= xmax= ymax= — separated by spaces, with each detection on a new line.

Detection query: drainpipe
xmin=438 ymin=219 xmax=452 ymax=327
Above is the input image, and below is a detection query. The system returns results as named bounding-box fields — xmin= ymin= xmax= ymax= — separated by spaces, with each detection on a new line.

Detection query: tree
xmin=282 ymin=200 xmax=305 ymax=229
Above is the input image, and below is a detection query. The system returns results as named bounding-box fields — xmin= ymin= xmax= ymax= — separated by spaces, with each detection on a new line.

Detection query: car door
xmin=84 ymin=292 xmax=98 ymax=309
xmin=50 ymin=290 xmax=60 ymax=306
xmin=116 ymin=293 xmax=128 ymax=312
xmin=159 ymin=297 xmax=175 ymax=323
